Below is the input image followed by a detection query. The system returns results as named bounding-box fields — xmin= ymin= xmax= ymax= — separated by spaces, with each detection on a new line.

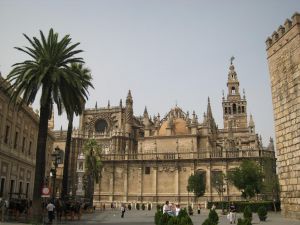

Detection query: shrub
xmin=128 ymin=204 xmax=132 ymax=210
xmin=155 ymin=210 xmax=163 ymax=225
xmin=237 ymin=218 xmax=252 ymax=225
xmin=142 ymin=203 xmax=146 ymax=210
xmin=178 ymin=208 xmax=188 ymax=219
xmin=159 ymin=213 xmax=170 ymax=225
xmin=167 ymin=216 xmax=179 ymax=225
xmin=257 ymin=206 xmax=267 ymax=221
xmin=179 ymin=216 xmax=193 ymax=225
xmin=202 ymin=218 xmax=216 ymax=225
xmin=155 ymin=208 xmax=193 ymax=225
xmin=156 ymin=204 xmax=162 ymax=211
xmin=148 ymin=203 xmax=152 ymax=210
xmin=243 ymin=206 xmax=252 ymax=221
xmin=136 ymin=203 xmax=140 ymax=210
xmin=208 ymin=209 xmax=219 ymax=224
xmin=208 ymin=201 xmax=280 ymax=213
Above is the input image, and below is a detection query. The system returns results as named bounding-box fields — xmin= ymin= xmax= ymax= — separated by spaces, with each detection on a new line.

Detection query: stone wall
xmin=266 ymin=12 xmax=300 ymax=219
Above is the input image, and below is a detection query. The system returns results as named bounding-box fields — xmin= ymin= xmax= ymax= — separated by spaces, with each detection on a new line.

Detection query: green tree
xmin=261 ymin=158 xmax=280 ymax=210
xmin=227 ymin=160 xmax=263 ymax=199
xmin=211 ymin=171 xmax=225 ymax=201
xmin=83 ymin=139 xmax=102 ymax=204
xmin=61 ymin=63 xmax=92 ymax=199
xmin=187 ymin=171 xmax=206 ymax=203
xmin=4 ymin=29 xmax=88 ymax=214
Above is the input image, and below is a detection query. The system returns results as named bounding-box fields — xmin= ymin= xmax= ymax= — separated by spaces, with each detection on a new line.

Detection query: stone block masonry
xmin=266 ymin=12 xmax=300 ymax=219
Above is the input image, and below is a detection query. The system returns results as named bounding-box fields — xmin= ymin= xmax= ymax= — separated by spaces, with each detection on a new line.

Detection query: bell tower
xmin=222 ymin=58 xmax=247 ymax=129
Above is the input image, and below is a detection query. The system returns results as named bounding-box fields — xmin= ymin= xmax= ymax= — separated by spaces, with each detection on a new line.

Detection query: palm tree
xmin=83 ymin=139 xmax=102 ymax=204
xmin=4 ymin=29 xmax=91 ymax=215
xmin=61 ymin=63 xmax=92 ymax=199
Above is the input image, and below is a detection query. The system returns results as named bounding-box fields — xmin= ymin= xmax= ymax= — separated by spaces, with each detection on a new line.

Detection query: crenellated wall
xmin=266 ymin=12 xmax=300 ymax=219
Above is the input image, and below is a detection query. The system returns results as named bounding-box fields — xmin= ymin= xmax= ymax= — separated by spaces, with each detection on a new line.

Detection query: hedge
xmin=207 ymin=201 xmax=280 ymax=212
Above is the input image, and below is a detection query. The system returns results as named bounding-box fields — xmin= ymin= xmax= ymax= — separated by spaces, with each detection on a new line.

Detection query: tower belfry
xmin=222 ymin=59 xmax=247 ymax=129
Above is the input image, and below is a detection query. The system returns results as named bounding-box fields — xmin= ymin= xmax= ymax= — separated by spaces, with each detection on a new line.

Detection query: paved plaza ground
xmin=2 ymin=208 xmax=300 ymax=225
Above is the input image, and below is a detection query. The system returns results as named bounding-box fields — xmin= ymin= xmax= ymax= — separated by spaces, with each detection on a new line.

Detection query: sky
xmin=0 ymin=0 xmax=299 ymax=146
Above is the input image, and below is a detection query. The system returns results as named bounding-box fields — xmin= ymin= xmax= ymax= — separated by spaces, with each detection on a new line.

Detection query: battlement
xmin=266 ymin=12 xmax=300 ymax=49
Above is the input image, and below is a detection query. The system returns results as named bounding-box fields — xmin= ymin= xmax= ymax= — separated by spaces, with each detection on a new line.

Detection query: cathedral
xmin=54 ymin=62 xmax=276 ymax=206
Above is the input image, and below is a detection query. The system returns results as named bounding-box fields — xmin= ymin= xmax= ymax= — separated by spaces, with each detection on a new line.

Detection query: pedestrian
xmin=211 ymin=204 xmax=216 ymax=210
xmin=175 ymin=204 xmax=180 ymax=216
xmin=163 ymin=201 xmax=170 ymax=214
xmin=197 ymin=204 xmax=201 ymax=214
xmin=121 ymin=203 xmax=126 ymax=218
xmin=228 ymin=202 xmax=236 ymax=224
xmin=46 ymin=200 xmax=55 ymax=224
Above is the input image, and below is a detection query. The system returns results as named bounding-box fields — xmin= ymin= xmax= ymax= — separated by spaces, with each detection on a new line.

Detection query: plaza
xmin=2 ymin=209 xmax=300 ymax=225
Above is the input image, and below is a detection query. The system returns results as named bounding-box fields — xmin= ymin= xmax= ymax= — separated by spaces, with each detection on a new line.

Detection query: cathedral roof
xmin=158 ymin=105 xmax=189 ymax=136
xmin=158 ymin=118 xmax=189 ymax=136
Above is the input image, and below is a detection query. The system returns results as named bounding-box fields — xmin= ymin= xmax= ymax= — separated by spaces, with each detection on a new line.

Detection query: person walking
xmin=228 ymin=202 xmax=236 ymax=224
xmin=121 ymin=203 xmax=126 ymax=218
xmin=197 ymin=204 xmax=201 ymax=214
xmin=46 ymin=201 xmax=55 ymax=224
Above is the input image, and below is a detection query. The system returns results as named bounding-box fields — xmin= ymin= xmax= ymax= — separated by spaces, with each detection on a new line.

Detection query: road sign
xmin=41 ymin=186 xmax=50 ymax=198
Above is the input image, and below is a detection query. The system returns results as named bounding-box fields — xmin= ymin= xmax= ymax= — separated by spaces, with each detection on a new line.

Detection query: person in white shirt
xmin=46 ymin=201 xmax=55 ymax=224
xmin=162 ymin=201 xmax=170 ymax=214
xmin=175 ymin=204 xmax=180 ymax=216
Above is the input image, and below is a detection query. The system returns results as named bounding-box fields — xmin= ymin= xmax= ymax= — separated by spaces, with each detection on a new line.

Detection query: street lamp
xmin=50 ymin=146 xmax=61 ymax=199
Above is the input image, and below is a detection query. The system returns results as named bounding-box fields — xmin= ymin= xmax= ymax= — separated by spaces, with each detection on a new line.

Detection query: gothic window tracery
xmin=95 ymin=119 xmax=108 ymax=133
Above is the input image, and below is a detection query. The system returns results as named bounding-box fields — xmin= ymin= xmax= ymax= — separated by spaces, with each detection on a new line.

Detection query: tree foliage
xmin=61 ymin=63 xmax=92 ymax=198
xmin=84 ymin=139 xmax=102 ymax=183
xmin=4 ymin=28 xmax=90 ymax=213
xmin=227 ymin=160 xmax=263 ymax=199
xmin=261 ymin=158 xmax=280 ymax=201
xmin=187 ymin=171 xmax=206 ymax=198
xmin=211 ymin=171 xmax=225 ymax=200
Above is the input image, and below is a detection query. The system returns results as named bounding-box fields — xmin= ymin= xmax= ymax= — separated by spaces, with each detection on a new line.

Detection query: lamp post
xmin=50 ymin=146 xmax=61 ymax=199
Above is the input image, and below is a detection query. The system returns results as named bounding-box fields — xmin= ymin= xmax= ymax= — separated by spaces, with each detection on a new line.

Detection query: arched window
xmin=225 ymin=107 xmax=228 ymax=114
xmin=242 ymin=106 xmax=245 ymax=113
xmin=95 ymin=119 xmax=108 ymax=133
xmin=231 ymin=87 xmax=236 ymax=94
xmin=238 ymin=106 xmax=241 ymax=114
xmin=232 ymin=104 xmax=237 ymax=114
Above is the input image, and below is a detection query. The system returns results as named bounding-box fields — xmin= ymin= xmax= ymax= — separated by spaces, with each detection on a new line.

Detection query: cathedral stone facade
xmin=55 ymin=62 xmax=275 ymax=206
xmin=266 ymin=12 xmax=300 ymax=219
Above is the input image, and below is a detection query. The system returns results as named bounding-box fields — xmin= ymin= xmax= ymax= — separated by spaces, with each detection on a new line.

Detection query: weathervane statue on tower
xmin=230 ymin=56 xmax=235 ymax=65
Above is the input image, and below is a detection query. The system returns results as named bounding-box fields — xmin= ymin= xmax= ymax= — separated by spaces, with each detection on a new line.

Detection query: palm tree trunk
xmin=32 ymin=101 xmax=51 ymax=220
xmin=61 ymin=113 xmax=73 ymax=199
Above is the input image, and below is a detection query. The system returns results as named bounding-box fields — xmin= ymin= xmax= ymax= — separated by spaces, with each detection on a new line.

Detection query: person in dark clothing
xmin=121 ymin=204 xmax=126 ymax=218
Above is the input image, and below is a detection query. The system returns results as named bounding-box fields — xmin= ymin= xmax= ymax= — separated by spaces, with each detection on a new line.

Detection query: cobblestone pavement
xmin=1 ymin=209 xmax=300 ymax=225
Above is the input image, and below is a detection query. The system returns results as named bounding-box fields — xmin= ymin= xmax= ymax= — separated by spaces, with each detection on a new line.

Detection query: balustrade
xmin=100 ymin=149 xmax=275 ymax=161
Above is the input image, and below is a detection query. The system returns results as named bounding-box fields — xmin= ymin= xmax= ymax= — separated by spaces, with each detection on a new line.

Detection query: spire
xmin=143 ymin=106 xmax=149 ymax=118
xmin=249 ymin=114 xmax=255 ymax=134
xmin=249 ymin=114 xmax=255 ymax=127
xmin=155 ymin=113 xmax=160 ymax=128
xmin=95 ymin=101 xmax=98 ymax=109
xmin=203 ymin=112 xmax=207 ymax=124
xmin=107 ymin=100 xmax=110 ymax=108
xmin=191 ymin=110 xmax=198 ymax=126
xmin=207 ymin=97 xmax=213 ymax=119
xmin=126 ymin=90 xmax=133 ymax=105
xmin=119 ymin=99 xmax=123 ymax=108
